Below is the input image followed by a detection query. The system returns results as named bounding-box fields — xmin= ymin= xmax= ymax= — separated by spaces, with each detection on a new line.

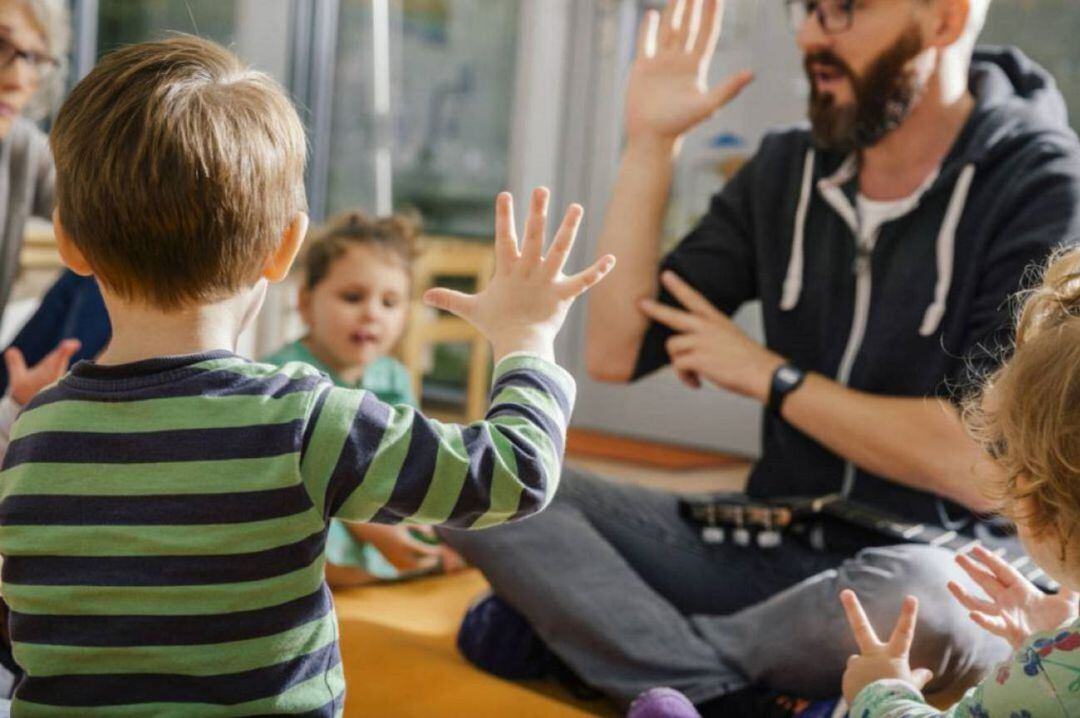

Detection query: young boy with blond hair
xmin=0 ymin=35 xmax=613 ymax=716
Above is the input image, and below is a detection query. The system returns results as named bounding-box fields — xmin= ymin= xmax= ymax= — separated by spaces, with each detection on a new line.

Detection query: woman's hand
xmin=948 ymin=545 xmax=1079 ymax=650
xmin=347 ymin=523 xmax=466 ymax=576
xmin=840 ymin=590 xmax=934 ymax=705
xmin=5 ymin=339 xmax=80 ymax=405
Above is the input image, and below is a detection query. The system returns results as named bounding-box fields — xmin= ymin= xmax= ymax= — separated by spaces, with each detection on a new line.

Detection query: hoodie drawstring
xmin=781 ymin=155 xmax=976 ymax=339
xmin=919 ymin=163 xmax=976 ymax=337
xmin=780 ymin=148 xmax=816 ymax=311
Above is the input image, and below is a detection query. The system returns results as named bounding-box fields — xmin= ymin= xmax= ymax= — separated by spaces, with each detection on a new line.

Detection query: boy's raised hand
xmin=424 ymin=188 xmax=616 ymax=362
xmin=949 ymin=545 xmax=1080 ymax=650
xmin=4 ymin=339 xmax=81 ymax=406
xmin=840 ymin=590 xmax=934 ymax=705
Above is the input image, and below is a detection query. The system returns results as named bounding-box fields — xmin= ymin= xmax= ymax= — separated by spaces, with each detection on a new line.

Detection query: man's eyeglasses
xmin=785 ymin=0 xmax=857 ymax=35
xmin=0 ymin=35 xmax=59 ymax=81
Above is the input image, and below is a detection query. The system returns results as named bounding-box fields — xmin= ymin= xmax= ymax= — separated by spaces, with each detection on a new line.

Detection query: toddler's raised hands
xmin=840 ymin=590 xmax=934 ymax=705
xmin=424 ymin=188 xmax=615 ymax=362
xmin=949 ymin=545 xmax=1079 ymax=650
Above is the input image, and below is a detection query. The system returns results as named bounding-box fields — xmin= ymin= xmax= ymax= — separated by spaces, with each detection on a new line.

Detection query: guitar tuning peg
xmin=702 ymin=527 xmax=725 ymax=544
xmin=733 ymin=528 xmax=751 ymax=547
xmin=757 ymin=530 xmax=782 ymax=549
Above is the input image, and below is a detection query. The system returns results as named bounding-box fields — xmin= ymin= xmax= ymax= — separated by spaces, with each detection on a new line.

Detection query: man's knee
xmin=839 ymin=545 xmax=1009 ymax=689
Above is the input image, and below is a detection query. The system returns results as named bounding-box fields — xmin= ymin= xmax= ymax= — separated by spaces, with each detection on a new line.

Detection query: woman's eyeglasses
xmin=0 ymin=35 xmax=59 ymax=81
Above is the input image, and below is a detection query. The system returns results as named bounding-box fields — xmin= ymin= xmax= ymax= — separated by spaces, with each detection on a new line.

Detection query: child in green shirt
xmin=263 ymin=212 xmax=465 ymax=585
xmin=0 ymin=33 xmax=615 ymax=715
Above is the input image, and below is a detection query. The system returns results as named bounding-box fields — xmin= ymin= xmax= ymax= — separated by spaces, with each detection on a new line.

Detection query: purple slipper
xmin=627 ymin=688 xmax=702 ymax=718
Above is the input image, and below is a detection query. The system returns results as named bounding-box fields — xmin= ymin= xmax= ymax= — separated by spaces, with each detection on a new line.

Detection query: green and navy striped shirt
xmin=0 ymin=350 xmax=574 ymax=716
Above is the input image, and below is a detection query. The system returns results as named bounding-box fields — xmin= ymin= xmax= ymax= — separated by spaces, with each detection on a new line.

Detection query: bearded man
xmin=441 ymin=0 xmax=1080 ymax=714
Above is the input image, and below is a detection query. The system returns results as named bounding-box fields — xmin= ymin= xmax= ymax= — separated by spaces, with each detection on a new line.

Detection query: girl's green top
xmin=853 ymin=617 xmax=1080 ymax=717
xmin=262 ymin=339 xmax=417 ymax=579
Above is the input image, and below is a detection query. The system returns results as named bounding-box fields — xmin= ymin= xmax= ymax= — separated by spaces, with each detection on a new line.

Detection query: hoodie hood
xmin=780 ymin=47 xmax=1076 ymax=335
xmin=959 ymin=46 xmax=1075 ymax=167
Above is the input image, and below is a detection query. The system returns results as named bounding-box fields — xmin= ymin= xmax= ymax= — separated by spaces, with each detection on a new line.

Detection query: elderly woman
xmin=0 ymin=0 xmax=66 ymax=304
xmin=0 ymin=2 xmax=81 ymax=708
xmin=0 ymin=0 xmax=107 ymax=397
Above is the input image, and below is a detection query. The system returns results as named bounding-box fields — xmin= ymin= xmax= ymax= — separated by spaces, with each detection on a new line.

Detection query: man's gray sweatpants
xmin=441 ymin=468 xmax=1010 ymax=708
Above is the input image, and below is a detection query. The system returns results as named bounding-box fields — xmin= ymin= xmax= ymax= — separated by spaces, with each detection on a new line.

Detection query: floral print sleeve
xmin=851 ymin=619 xmax=1080 ymax=718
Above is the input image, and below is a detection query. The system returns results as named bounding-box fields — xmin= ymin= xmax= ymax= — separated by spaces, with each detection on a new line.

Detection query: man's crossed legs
xmin=442 ymin=468 xmax=1009 ymax=707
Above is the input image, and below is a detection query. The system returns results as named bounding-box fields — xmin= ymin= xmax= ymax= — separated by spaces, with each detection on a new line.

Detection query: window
xmin=94 ymin=0 xmax=293 ymax=85
xmin=980 ymin=0 xmax=1080 ymax=133
xmin=327 ymin=0 xmax=520 ymax=237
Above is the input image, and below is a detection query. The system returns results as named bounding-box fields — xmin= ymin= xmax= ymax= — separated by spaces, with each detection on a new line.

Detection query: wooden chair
xmin=400 ymin=236 xmax=495 ymax=422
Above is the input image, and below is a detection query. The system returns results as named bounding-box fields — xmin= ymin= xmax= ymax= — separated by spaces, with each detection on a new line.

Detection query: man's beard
xmin=806 ymin=25 xmax=926 ymax=154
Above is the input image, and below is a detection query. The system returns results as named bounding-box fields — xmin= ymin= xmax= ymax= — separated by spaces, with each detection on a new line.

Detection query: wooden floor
xmin=565 ymin=428 xmax=750 ymax=495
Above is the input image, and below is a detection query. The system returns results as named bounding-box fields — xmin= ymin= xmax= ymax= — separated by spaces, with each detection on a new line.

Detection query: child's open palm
xmin=949 ymin=545 xmax=1079 ymax=650
xmin=424 ymin=188 xmax=615 ymax=362
xmin=840 ymin=590 xmax=934 ymax=705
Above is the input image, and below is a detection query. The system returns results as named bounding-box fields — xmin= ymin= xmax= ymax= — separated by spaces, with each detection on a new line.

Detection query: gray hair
xmin=19 ymin=0 xmax=70 ymax=120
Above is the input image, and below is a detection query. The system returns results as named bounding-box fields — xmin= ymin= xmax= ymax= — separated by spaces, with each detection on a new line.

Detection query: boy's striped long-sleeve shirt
xmin=0 ymin=350 xmax=574 ymax=716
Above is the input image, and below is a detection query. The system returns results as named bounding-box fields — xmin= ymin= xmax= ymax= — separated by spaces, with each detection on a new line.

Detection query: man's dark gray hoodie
xmin=635 ymin=47 xmax=1080 ymax=531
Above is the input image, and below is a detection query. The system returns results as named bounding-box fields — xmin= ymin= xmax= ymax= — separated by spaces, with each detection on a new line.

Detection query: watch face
xmin=776 ymin=366 xmax=802 ymax=387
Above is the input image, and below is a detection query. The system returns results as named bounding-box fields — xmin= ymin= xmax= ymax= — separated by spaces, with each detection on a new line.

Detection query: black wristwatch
xmin=767 ymin=363 xmax=806 ymax=416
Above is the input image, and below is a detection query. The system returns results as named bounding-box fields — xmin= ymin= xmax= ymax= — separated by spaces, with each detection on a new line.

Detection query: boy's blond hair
xmin=50 ymin=34 xmax=308 ymax=310
xmin=964 ymin=247 xmax=1080 ymax=551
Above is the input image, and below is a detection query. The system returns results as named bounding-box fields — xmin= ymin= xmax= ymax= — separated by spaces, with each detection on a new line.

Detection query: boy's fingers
xmin=660 ymin=271 xmax=723 ymax=319
xmin=4 ymin=347 xmax=25 ymax=379
xmin=947 ymin=580 xmax=1000 ymax=615
xmin=494 ymin=192 xmax=520 ymax=272
xmin=886 ymin=596 xmax=919 ymax=657
xmin=543 ymin=204 xmax=585 ymax=278
xmin=560 ymin=255 xmax=616 ymax=300
xmin=49 ymin=339 xmax=82 ymax=374
xmin=422 ymin=288 xmax=477 ymax=320
xmin=911 ymin=668 xmax=934 ymax=689
xmin=520 ymin=187 xmax=550 ymax=266
xmin=840 ymin=589 xmax=882 ymax=653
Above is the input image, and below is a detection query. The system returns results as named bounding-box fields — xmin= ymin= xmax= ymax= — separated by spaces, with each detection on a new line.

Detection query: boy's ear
xmin=263 ymin=212 xmax=309 ymax=283
xmin=52 ymin=208 xmax=94 ymax=277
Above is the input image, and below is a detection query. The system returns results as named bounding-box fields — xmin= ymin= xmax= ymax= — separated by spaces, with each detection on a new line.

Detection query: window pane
xmin=96 ymin=0 xmax=292 ymax=84
xmin=981 ymin=0 xmax=1080 ymax=133
xmin=328 ymin=0 xmax=520 ymax=237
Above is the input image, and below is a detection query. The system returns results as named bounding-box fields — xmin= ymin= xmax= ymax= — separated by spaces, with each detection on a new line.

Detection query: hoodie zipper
xmin=835 ymin=233 xmax=875 ymax=496
xmin=815 ymin=159 xmax=870 ymax=498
